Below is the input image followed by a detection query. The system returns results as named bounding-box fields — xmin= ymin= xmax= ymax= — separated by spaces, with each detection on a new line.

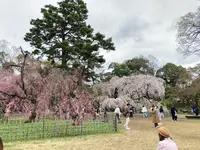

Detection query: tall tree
xmin=125 ymin=56 xmax=153 ymax=74
xmin=108 ymin=62 xmax=131 ymax=77
xmin=179 ymin=77 xmax=200 ymax=106
xmin=188 ymin=63 xmax=200 ymax=77
xmin=108 ymin=55 xmax=155 ymax=77
xmin=0 ymin=56 xmax=94 ymax=124
xmin=24 ymin=0 xmax=115 ymax=82
xmin=156 ymin=63 xmax=191 ymax=87
xmin=177 ymin=7 xmax=200 ymax=56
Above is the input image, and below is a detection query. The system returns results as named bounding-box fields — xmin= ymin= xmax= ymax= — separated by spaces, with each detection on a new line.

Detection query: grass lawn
xmin=4 ymin=116 xmax=200 ymax=150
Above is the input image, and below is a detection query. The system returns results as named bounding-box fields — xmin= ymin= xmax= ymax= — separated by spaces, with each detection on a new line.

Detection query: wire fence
xmin=0 ymin=113 xmax=118 ymax=142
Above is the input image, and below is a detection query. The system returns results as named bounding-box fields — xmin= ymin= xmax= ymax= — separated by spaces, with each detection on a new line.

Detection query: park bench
xmin=185 ymin=116 xmax=200 ymax=119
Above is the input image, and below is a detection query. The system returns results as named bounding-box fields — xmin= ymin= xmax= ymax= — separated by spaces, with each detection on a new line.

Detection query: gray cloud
xmin=113 ymin=15 xmax=150 ymax=42
xmin=85 ymin=0 xmax=200 ymax=68
xmin=0 ymin=0 xmax=200 ymax=69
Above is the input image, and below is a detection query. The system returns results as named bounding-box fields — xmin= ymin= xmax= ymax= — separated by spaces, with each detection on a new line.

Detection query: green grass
xmin=0 ymin=119 xmax=116 ymax=142
xmin=4 ymin=118 xmax=200 ymax=150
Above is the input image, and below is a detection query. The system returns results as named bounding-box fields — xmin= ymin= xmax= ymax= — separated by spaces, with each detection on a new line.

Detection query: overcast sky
xmin=0 ymin=0 xmax=200 ymax=69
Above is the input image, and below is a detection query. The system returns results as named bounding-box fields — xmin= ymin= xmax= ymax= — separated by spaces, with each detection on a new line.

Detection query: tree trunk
xmin=62 ymin=48 xmax=67 ymax=66
xmin=20 ymin=47 xmax=28 ymax=95
xmin=61 ymin=30 xmax=67 ymax=66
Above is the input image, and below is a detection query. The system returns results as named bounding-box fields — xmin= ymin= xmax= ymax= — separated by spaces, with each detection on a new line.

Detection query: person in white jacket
xmin=114 ymin=106 xmax=121 ymax=123
xmin=141 ymin=105 xmax=148 ymax=118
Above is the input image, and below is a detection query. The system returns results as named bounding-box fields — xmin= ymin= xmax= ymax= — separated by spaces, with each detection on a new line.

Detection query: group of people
xmin=114 ymin=104 xmax=135 ymax=129
xmin=114 ymin=103 xmax=178 ymax=150
xmin=142 ymin=105 xmax=165 ymax=120
xmin=151 ymin=105 xmax=178 ymax=128
xmin=113 ymin=104 xmax=166 ymax=129
xmin=114 ymin=103 xmax=179 ymax=129
xmin=152 ymin=105 xmax=178 ymax=150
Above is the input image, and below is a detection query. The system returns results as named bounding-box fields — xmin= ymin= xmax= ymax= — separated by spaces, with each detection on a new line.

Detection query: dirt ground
xmin=5 ymin=117 xmax=200 ymax=150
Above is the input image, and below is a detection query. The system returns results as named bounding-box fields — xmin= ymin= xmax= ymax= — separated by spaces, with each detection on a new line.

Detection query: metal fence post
xmin=81 ymin=119 xmax=83 ymax=135
xmin=114 ymin=115 xmax=118 ymax=132
xmin=42 ymin=116 xmax=45 ymax=138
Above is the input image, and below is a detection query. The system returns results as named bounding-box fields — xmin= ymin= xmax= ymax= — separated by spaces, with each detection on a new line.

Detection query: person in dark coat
xmin=129 ymin=105 xmax=134 ymax=118
xmin=171 ymin=106 xmax=177 ymax=121
xmin=195 ymin=107 xmax=199 ymax=116
xmin=159 ymin=106 xmax=164 ymax=119
xmin=103 ymin=111 xmax=109 ymax=122
xmin=192 ymin=104 xmax=196 ymax=115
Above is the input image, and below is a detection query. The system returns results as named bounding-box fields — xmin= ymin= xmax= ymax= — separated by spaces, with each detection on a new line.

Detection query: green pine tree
xmin=24 ymin=0 xmax=115 ymax=82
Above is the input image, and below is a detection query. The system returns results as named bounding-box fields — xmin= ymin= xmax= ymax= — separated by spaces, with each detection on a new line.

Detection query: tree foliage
xmin=0 ymin=52 xmax=94 ymax=123
xmin=177 ymin=6 xmax=200 ymax=56
xmin=156 ymin=63 xmax=191 ymax=87
xmin=108 ymin=55 xmax=155 ymax=78
xmin=179 ymin=77 xmax=200 ymax=106
xmin=188 ymin=63 xmax=200 ymax=77
xmin=24 ymin=0 xmax=115 ymax=82
xmin=93 ymin=74 xmax=165 ymax=111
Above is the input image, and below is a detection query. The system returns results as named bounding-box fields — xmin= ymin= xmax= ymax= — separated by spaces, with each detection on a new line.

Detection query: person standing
xmin=171 ymin=106 xmax=177 ymax=121
xmin=141 ymin=105 xmax=148 ymax=118
xmin=157 ymin=106 xmax=162 ymax=121
xmin=103 ymin=111 xmax=109 ymax=122
xmin=114 ymin=106 xmax=121 ymax=123
xmin=156 ymin=127 xmax=178 ymax=150
xmin=159 ymin=106 xmax=164 ymax=119
xmin=124 ymin=103 xmax=132 ymax=130
xmin=192 ymin=104 xmax=196 ymax=115
xmin=129 ymin=105 xmax=134 ymax=118
xmin=195 ymin=107 xmax=199 ymax=116
xmin=151 ymin=104 xmax=160 ymax=128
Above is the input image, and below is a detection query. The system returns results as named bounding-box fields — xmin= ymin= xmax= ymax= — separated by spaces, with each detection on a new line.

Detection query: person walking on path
xmin=151 ymin=104 xmax=160 ymax=128
xmin=156 ymin=127 xmax=178 ymax=150
xmin=141 ymin=105 xmax=148 ymax=118
xmin=171 ymin=106 xmax=177 ymax=121
xmin=159 ymin=106 xmax=164 ymax=119
xmin=114 ymin=106 xmax=121 ymax=123
xmin=124 ymin=103 xmax=132 ymax=130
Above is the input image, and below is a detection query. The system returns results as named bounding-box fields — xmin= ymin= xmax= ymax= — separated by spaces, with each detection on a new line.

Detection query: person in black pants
xmin=129 ymin=105 xmax=134 ymax=118
xmin=171 ymin=106 xmax=177 ymax=121
xmin=195 ymin=107 xmax=199 ymax=116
